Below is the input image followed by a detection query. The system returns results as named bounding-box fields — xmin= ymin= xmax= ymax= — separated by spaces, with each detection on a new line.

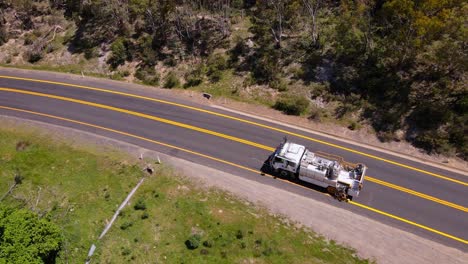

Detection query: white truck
xmin=270 ymin=139 xmax=367 ymax=200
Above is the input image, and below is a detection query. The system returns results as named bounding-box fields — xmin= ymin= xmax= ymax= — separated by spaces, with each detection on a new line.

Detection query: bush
xmin=133 ymin=197 xmax=146 ymax=210
xmin=108 ymin=38 xmax=128 ymax=68
xmin=184 ymin=65 xmax=205 ymax=88
xmin=135 ymin=66 xmax=159 ymax=86
xmin=110 ymin=72 xmax=124 ymax=80
xmin=185 ymin=234 xmax=201 ymax=250
xmin=208 ymin=69 xmax=223 ymax=83
xmin=269 ymin=78 xmax=288 ymax=91
xmin=202 ymin=240 xmax=213 ymax=248
xmin=45 ymin=42 xmax=61 ymax=53
xmin=348 ymin=121 xmax=358 ymax=130
xmin=121 ymin=247 xmax=131 ymax=256
xmin=184 ymin=76 xmax=203 ymax=88
xmin=141 ymin=212 xmax=149 ymax=219
xmin=235 ymin=230 xmax=244 ymax=239
xmin=207 ymin=54 xmax=227 ymax=71
xmin=84 ymin=47 xmax=99 ymax=60
xmin=273 ymin=94 xmax=310 ymax=115
xmin=0 ymin=26 xmax=8 ymax=46
xmin=25 ymin=50 xmax=43 ymax=63
xmin=120 ymin=221 xmax=133 ymax=230
xmin=206 ymin=54 xmax=227 ymax=83
xmin=24 ymin=33 xmax=37 ymax=45
xmin=163 ymin=71 xmax=180 ymax=89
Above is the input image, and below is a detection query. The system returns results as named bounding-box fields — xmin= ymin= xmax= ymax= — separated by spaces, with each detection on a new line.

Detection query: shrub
xmin=141 ymin=212 xmax=149 ymax=219
xmin=206 ymin=54 xmax=227 ymax=83
xmin=134 ymin=197 xmax=146 ymax=210
xmin=24 ymin=33 xmax=37 ymax=45
xmin=273 ymin=94 xmax=309 ymax=115
xmin=185 ymin=234 xmax=201 ymax=250
xmin=348 ymin=121 xmax=358 ymax=130
xmin=207 ymin=54 xmax=227 ymax=71
xmin=120 ymin=221 xmax=133 ymax=230
xmin=110 ymin=72 xmax=124 ymax=80
xmin=184 ymin=65 xmax=205 ymax=88
xmin=108 ymin=37 xmax=128 ymax=68
xmin=121 ymin=247 xmax=131 ymax=256
xmin=235 ymin=230 xmax=244 ymax=239
xmin=308 ymin=107 xmax=323 ymax=122
xmin=0 ymin=26 xmax=8 ymax=46
xmin=208 ymin=69 xmax=223 ymax=83
xmin=84 ymin=47 xmax=99 ymax=60
xmin=164 ymin=71 xmax=180 ymax=89
xmin=269 ymin=78 xmax=288 ymax=91
xmin=135 ymin=66 xmax=159 ymax=86
xmin=184 ymin=76 xmax=203 ymax=88
xmin=25 ymin=49 xmax=43 ymax=63
xmin=45 ymin=42 xmax=61 ymax=53
xmin=242 ymin=73 xmax=256 ymax=87
xmin=202 ymin=240 xmax=213 ymax=248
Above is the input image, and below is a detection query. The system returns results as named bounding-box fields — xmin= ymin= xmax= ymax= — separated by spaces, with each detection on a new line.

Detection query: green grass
xmin=0 ymin=63 xmax=109 ymax=79
xmin=0 ymin=123 xmax=370 ymax=264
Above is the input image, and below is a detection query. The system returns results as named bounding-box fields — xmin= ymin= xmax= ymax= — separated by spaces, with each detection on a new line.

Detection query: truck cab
xmin=270 ymin=141 xmax=305 ymax=176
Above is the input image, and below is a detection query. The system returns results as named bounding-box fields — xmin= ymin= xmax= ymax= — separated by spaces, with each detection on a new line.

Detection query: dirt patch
xmin=1 ymin=116 xmax=466 ymax=264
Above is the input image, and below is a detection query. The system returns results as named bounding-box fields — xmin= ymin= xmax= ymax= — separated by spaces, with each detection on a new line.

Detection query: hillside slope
xmin=0 ymin=0 xmax=466 ymax=159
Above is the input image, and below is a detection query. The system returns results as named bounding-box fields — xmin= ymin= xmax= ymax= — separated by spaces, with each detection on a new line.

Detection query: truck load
xmin=269 ymin=139 xmax=367 ymax=201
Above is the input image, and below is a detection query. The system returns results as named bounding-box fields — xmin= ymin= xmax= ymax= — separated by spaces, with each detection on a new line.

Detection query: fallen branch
xmin=0 ymin=173 xmax=23 ymax=201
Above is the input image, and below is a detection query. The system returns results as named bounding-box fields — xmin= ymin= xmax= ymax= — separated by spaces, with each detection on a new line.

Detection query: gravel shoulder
xmin=2 ymin=116 xmax=467 ymax=264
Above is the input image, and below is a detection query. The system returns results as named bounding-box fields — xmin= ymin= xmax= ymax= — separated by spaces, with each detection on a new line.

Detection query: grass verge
xmin=0 ymin=125 xmax=370 ymax=263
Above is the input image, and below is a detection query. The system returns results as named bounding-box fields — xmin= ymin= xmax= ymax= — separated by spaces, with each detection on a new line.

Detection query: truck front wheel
xmin=279 ymin=170 xmax=290 ymax=178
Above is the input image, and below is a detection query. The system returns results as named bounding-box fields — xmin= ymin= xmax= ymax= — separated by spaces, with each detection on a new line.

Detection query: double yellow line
xmin=365 ymin=177 xmax=467 ymax=212
xmin=2 ymin=86 xmax=467 ymax=211
xmin=1 ymin=75 xmax=466 ymax=186
xmin=0 ymin=104 xmax=466 ymax=245
xmin=1 ymin=87 xmax=466 ymax=212
xmin=0 ymin=87 xmax=273 ymax=151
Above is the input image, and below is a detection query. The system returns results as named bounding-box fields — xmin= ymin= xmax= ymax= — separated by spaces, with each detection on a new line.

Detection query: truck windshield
xmin=274 ymin=157 xmax=283 ymax=163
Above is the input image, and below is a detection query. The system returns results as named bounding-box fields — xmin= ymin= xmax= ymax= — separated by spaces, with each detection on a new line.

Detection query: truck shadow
xmin=260 ymin=156 xmax=341 ymax=200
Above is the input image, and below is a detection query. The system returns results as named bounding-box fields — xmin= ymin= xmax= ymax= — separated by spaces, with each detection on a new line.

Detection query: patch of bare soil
xmin=1 ymin=116 xmax=466 ymax=264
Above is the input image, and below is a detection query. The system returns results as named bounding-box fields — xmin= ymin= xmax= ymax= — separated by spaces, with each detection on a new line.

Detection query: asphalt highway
xmin=0 ymin=69 xmax=466 ymax=251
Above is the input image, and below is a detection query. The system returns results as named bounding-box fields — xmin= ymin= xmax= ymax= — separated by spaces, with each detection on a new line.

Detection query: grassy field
xmin=0 ymin=126 xmax=370 ymax=263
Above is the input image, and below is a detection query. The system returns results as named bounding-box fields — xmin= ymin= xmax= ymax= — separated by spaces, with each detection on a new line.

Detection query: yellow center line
xmin=1 ymin=87 xmax=466 ymax=214
xmin=349 ymin=201 xmax=468 ymax=244
xmin=0 ymin=87 xmax=274 ymax=152
xmin=365 ymin=176 xmax=468 ymax=212
xmin=0 ymin=105 xmax=466 ymax=245
xmin=1 ymin=75 xmax=466 ymax=186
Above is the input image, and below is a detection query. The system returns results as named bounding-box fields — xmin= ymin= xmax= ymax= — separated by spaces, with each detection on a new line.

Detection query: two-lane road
xmin=0 ymin=70 xmax=466 ymax=251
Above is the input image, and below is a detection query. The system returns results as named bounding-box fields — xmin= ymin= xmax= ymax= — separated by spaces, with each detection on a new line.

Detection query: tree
xmin=0 ymin=206 xmax=62 ymax=263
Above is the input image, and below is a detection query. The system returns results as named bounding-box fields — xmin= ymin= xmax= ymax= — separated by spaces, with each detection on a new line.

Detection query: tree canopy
xmin=0 ymin=206 xmax=62 ymax=264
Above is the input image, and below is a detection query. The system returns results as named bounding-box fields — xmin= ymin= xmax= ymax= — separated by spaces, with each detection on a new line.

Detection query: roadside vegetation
xmin=0 ymin=0 xmax=466 ymax=159
xmin=0 ymin=126 xmax=370 ymax=263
